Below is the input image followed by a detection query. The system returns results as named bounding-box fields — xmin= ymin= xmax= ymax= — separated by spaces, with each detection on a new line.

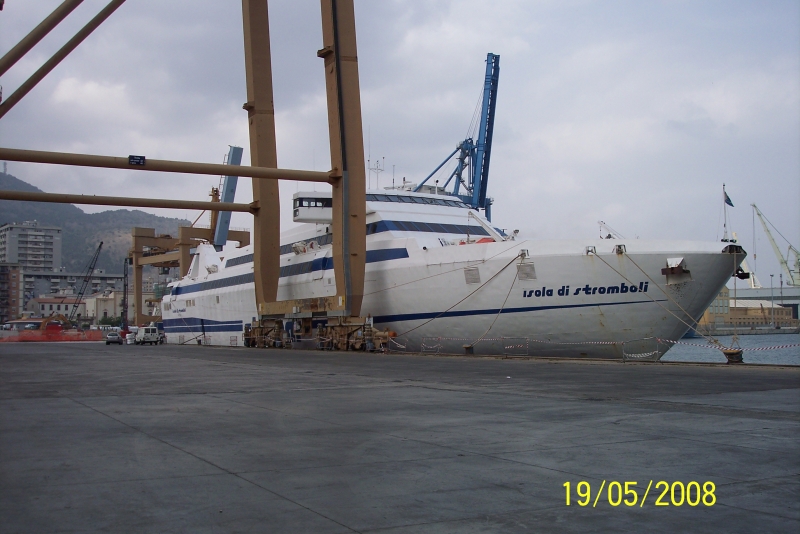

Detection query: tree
xmin=99 ymin=315 xmax=121 ymax=327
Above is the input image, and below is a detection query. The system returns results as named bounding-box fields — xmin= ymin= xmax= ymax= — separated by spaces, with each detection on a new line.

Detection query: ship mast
xmin=722 ymin=184 xmax=733 ymax=243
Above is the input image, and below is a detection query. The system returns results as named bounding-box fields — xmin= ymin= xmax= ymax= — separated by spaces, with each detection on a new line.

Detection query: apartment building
xmin=0 ymin=221 xmax=62 ymax=272
xmin=0 ymin=263 xmax=24 ymax=322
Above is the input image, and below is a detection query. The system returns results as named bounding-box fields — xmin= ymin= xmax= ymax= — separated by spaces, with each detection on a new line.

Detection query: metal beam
xmin=0 ymin=0 xmax=84 ymax=77
xmin=0 ymin=147 xmax=336 ymax=183
xmin=242 ymin=0 xmax=281 ymax=308
xmin=137 ymin=251 xmax=180 ymax=266
xmin=320 ymin=0 xmax=366 ymax=317
xmin=0 ymin=190 xmax=255 ymax=212
xmin=130 ymin=227 xmax=151 ymax=326
xmin=0 ymin=0 xmax=127 ymax=120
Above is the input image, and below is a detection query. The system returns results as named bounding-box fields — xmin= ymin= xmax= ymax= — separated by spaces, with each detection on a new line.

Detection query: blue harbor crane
xmin=414 ymin=53 xmax=500 ymax=221
xmin=213 ymin=145 xmax=243 ymax=250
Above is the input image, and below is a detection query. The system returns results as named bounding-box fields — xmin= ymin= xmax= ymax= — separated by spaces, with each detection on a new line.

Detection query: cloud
xmin=0 ymin=0 xmax=797 ymax=280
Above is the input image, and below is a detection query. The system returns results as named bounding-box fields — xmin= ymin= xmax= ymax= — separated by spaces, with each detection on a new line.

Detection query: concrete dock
xmin=1 ymin=343 xmax=798 ymax=533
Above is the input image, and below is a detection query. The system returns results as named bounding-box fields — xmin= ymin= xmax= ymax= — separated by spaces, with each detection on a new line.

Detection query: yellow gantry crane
xmin=0 ymin=0 xmax=368 ymax=329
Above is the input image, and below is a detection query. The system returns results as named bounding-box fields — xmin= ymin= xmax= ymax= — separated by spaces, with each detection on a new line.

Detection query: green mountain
xmin=0 ymin=172 xmax=190 ymax=274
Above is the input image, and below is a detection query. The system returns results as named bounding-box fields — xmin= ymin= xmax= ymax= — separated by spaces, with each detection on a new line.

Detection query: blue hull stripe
xmin=173 ymin=248 xmax=409 ymax=296
xmin=163 ymin=317 xmax=243 ymax=333
xmin=372 ymin=299 xmax=666 ymax=324
xmin=225 ymin=222 xmax=484 ymax=266
xmin=163 ymin=299 xmax=667 ymax=333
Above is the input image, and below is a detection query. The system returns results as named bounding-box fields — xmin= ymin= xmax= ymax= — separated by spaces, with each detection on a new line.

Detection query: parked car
xmin=106 ymin=332 xmax=124 ymax=345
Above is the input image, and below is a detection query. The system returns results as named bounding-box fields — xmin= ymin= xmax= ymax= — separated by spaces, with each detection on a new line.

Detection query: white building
xmin=26 ymin=297 xmax=87 ymax=320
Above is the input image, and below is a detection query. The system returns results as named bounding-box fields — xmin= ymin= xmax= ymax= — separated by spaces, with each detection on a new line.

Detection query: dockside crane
xmin=69 ymin=242 xmax=103 ymax=323
xmin=213 ymin=145 xmax=243 ymax=250
xmin=414 ymin=53 xmax=500 ymax=220
xmin=752 ymin=204 xmax=798 ymax=286
xmin=120 ymin=257 xmax=128 ymax=332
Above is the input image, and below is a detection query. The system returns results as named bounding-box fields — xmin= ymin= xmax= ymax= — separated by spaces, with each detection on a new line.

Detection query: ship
xmin=161 ymin=188 xmax=745 ymax=359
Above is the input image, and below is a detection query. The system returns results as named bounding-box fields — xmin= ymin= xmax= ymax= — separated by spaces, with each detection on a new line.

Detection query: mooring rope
xmin=624 ymin=254 xmax=716 ymax=339
xmin=364 ymin=241 xmax=523 ymax=297
xmin=470 ymin=253 xmax=523 ymax=347
xmin=395 ymin=252 xmax=524 ymax=338
xmin=590 ymin=252 xmax=727 ymax=348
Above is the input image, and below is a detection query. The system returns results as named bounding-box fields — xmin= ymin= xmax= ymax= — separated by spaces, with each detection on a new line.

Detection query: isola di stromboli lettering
xmin=522 ymin=282 xmax=649 ymax=298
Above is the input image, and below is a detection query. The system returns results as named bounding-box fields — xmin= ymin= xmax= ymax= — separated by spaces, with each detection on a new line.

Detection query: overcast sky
xmin=1 ymin=0 xmax=798 ymax=285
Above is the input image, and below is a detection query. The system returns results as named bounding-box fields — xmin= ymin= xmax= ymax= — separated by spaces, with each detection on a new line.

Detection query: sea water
xmin=661 ymin=333 xmax=800 ymax=366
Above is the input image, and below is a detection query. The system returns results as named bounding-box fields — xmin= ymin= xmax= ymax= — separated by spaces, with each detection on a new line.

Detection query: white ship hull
xmin=162 ymin=191 xmax=743 ymax=359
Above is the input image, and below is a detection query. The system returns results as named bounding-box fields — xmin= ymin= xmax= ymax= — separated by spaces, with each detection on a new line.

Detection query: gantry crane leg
xmin=242 ymin=0 xmax=281 ymax=307
xmin=320 ymin=0 xmax=366 ymax=317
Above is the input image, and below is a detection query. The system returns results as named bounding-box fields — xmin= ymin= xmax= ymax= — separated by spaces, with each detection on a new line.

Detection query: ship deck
xmin=2 ymin=343 xmax=798 ymax=533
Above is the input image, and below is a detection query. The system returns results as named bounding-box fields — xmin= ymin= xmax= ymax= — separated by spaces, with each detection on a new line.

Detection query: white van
xmin=135 ymin=326 xmax=159 ymax=345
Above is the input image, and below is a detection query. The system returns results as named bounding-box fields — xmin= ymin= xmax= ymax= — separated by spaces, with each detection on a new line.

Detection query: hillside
xmin=0 ymin=172 xmax=190 ymax=273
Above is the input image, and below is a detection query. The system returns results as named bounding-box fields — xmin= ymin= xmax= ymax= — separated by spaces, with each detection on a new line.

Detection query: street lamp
xmin=770 ymin=274 xmax=774 ymax=328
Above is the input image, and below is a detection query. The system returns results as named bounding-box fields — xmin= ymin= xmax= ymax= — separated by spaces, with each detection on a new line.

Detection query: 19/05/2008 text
xmin=563 ymin=481 xmax=716 ymax=507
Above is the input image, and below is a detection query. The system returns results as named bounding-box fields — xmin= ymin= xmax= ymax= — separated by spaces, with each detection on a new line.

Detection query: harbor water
xmin=661 ymin=332 xmax=800 ymax=365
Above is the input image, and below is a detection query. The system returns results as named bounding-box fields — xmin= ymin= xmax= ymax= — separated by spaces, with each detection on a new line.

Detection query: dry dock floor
xmin=1 ymin=343 xmax=799 ymax=533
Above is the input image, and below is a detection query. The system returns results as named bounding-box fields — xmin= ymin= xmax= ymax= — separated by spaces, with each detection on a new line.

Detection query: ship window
xmin=441 ymin=224 xmax=459 ymax=234
xmin=225 ymin=254 xmax=254 ymax=268
xmin=365 ymin=193 xmax=468 ymax=207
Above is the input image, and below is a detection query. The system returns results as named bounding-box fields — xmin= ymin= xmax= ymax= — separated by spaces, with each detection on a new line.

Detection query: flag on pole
xmin=724 ymin=191 xmax=734 ymax=207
